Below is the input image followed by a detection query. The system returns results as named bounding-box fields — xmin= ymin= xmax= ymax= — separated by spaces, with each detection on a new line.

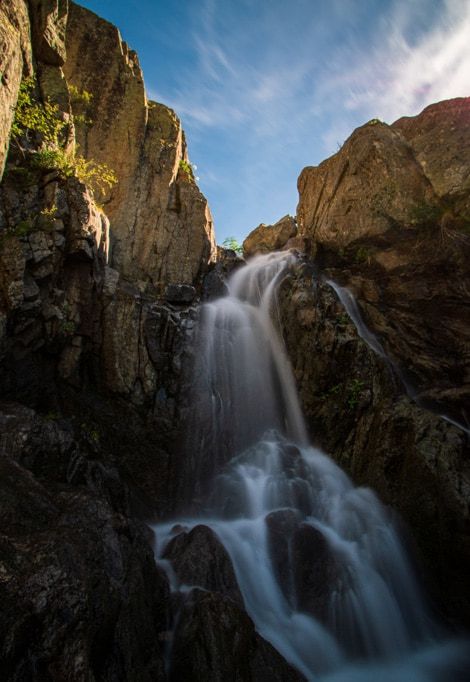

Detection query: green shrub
xmin=179 ymin=158 xmax=194 ymax=179
xmin=11 ymin=77 xmax=117 ymax=196
xmin=69 ymin=84 xmax=93 ymax=127
xmin=11 ymin=77 xmax=67 ymax=145
xmin=222 ymin=236 xmax=243 ymax=255
xmin=68 ymin=84 xmax=93 ymax=106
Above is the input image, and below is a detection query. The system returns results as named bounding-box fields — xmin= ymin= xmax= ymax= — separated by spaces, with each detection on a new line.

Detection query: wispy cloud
xmin=149 ymin=0 xmax=470 ymax=240
xmin=332 ymin=0 xmax=470 ymax=125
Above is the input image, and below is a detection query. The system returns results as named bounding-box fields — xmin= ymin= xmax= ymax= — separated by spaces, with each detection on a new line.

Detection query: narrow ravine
xmin=153 ymin=252 xmax=470 ymax=681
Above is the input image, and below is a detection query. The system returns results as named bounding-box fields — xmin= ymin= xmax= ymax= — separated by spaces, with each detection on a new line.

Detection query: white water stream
xmin=153 ymin=251 xmax=469 ymax=680
xmin=325 ymin=279 xmax=470 ymax=435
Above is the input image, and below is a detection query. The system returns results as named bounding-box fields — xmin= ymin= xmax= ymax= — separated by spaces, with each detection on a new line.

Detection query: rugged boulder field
xmin=0 ymin=1 xmax=469 ymax=680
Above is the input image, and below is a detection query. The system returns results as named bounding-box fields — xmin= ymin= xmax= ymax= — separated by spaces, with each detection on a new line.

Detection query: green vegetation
xmin=354 ymin=246 xmax=372 ymax=265
xmin=11 ymin=77 xmax=67 ymax=145
xmin=409 ymin=201 xmax=443 ymax=228
xmin=179 ymin=158 xmax=194 ymax=179
xmin=69 ymin=84 xmax=93 ymax=106
xmin=335 ymin=313 xmax=350 ymax=325
xmin=367 ymin=118 xmax=382 ymax=126
xmin=222 ymin=236 xmax=243 ymax=255
xmin=346 ymin=378 xmax=365 ymax=409
xmin=320 ymin=378 xmax=365 ymax=410
xmin=69 ymin=84 xmax=93 ymax=127
xmin=58 ymin=302 xmax=76 ymax=336
xmin=12 ymin=219 xmax=34 ymax=238
xmin=11 ymin=77 xmax=117 ymax=196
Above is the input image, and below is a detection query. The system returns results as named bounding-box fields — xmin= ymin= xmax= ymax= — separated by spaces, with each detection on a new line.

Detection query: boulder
xmin=393 ymin=97 xmax=470 ymax=216
xmin=266 ymin=509 xmax=301 ymax=603
xmin=163 ymin=524 xmax=244 ymax=606
xmin=202 ymin=246 xmax=244 ymax=301
xmin=292 ymin=523 xmax=338 ymax=622
xmin=297 ymin=120 xmax=437 ymax=251
xmin=170 ymin=588 xmax=305 ymax=682
xmin=266 ymin=510 xmax=337 ymax=623
xmin=243 ymin=215 xmax=297 ymax=257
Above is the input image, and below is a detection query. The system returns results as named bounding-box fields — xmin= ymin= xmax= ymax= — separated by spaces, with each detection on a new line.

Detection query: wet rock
xmin=243 ymin=215 xmax=297 ymax=257
xmin=292 ymin=523 xmax=338 ymax=622
xmin=201 ymin=266 xmax=229 ymax=300
xmin=277 ymin=271 xmax=470 ymax=626
xmin=266 ymin=509 xmax=301 ymax=603
xmin=202 ymin=246 xmax=245 ymax=301
xmin=170 ymin=588 xmax=305 ymax=682
xmin=163 ymin=524 xmax=244 ymax=606
xmin=266 ymin=510 xmax=337 ymax=622
xmin=165 ymin=283 xmax=196 ymax=305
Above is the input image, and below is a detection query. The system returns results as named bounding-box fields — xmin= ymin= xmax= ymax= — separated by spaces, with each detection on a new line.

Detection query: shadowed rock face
xmin=287 ymin=103 xmax=470 ymax=624
xmin=170 ymin=589 xmax=305 ymax=682
xmin=0 ymin=401 xmax=170 ymax=681
xmin=63 ymin=2 xmax=216 ymax=290
xmin=276 ymin=268 xmax=470 ymax=626
xmin=163 ymin=525 xmax=244 ymax=607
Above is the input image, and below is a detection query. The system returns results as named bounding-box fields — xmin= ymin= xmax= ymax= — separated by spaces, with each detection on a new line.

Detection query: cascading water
xmin=153 ymin=251 xmax=469 ymax=681
xmin=324 ymin=279 xmax=470 ymax=436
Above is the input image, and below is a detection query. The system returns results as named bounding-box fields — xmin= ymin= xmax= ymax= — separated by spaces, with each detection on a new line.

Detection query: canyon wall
xmin=272 ymin=98 xmax=470 ymax=624
xmin=0 ymin=2 xmax=290 ymax=678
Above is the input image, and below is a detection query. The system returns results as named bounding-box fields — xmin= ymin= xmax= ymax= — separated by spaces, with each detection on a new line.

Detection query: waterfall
xmin=324 ymin=279 xmax=470 ymax=436
xmin=153 ymin=251 xmax=469 ymax=681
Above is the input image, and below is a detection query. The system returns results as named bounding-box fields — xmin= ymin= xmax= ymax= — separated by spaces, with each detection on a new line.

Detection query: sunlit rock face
xmin=64 ymin=2 xmax=216 ymax=291
xmin=243 ymin=214 xmax=297 ymax=257
xmin=0 ymin=0 xmax=32 ymax=177
xmin=297 ymin=120 xmax=437 ymax=250
xmin=393 ymin=97 xmax=470 ymax=217
xmin=296 ymin=97 xmax=470 ymax=427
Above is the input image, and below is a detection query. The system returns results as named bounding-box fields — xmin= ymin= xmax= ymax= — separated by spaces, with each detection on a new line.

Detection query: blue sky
xmin=77 ymin=0 xmax=470 ymax=244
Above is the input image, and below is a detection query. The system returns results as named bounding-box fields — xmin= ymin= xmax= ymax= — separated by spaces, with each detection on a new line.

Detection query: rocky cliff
xmin=296 ymin=99 xmax=470 ymax=424
xmin=2 ymin=0 xmax=470 ymax=676
xmin=0 ymin=2 xmax=301 ymax=679
xmin=63 ymin=2 xmax=216 ymax=290
xmin=269 ymin=98 xmax=470 ymax=625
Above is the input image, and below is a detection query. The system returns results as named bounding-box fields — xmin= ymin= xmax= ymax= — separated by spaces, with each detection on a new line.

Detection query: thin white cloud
xmin=320 ymin=0 xmax=470 ymax=127
xmin=148 ymin=0 xmax=470 ymax=240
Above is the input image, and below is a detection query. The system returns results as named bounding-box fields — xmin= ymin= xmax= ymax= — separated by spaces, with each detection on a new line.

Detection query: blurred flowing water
xmin=153 ymin=251 xmax=469 ymax=680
